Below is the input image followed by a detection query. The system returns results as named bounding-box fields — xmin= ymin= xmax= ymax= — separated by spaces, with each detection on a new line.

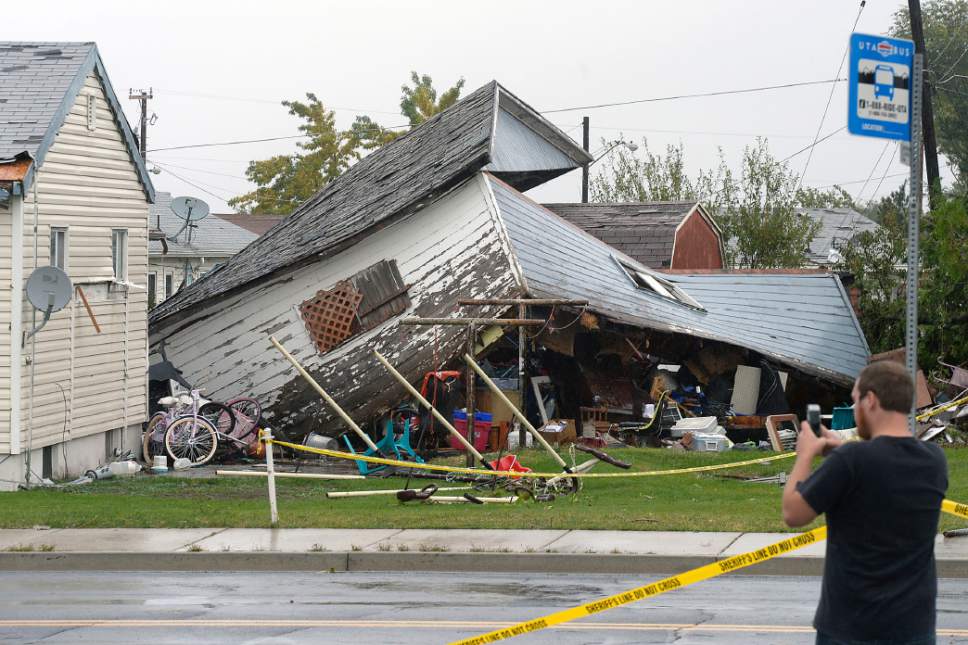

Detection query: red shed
xmin=542 ymin=201 xmax=725 ymax=270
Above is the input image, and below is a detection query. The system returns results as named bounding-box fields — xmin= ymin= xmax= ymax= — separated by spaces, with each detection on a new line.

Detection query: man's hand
xmin=819 ymin=426 xmax=843 ymax=456
xmin=796 ymin=421 xmax=828 ymax=458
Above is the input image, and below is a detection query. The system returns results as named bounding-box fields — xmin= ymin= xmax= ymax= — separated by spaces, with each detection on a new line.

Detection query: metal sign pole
xmin=905 ymin=53 xmax=924 ymax=434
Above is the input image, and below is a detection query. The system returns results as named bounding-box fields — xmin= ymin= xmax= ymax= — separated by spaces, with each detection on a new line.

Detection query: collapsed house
xmin=148 ymin=81 xmax=870 ymax=440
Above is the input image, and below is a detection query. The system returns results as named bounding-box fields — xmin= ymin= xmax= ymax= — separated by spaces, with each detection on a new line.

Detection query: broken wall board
xmin=150 ymin=176 xmax=520 ymax=435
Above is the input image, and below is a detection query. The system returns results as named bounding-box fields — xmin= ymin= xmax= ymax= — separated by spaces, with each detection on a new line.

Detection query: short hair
xmin=857 ymin=361 xmax=914 ymax=414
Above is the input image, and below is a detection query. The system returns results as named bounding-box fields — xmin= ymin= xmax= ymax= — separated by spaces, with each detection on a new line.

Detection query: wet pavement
xmin=0 ymin=570 xmax=966 ymax=644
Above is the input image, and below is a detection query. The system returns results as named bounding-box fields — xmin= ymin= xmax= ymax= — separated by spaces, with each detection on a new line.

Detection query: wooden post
xmin=465 ymin=324 xmax=476 ymax=468
xmin=464 ymin=353 xmax=568 ymax=469
xmin=518 ymin=302 xmax=528 ymax=448
xmin=269 ymin=335 xmax=381 ymax=453
xmin=263 ymin=428 xmax=279 ymax=527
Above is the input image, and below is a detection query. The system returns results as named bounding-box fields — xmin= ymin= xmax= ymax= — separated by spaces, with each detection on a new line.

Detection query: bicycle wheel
xmin=142 ymin=413 xmax=168 ymax=464
xmin=164 ymin=416 xmax=219 ymax=466
xmin=226 ymin=397 xmax=262 ymax=440
xmin=199 ymin=401 xmax=236 ymax=439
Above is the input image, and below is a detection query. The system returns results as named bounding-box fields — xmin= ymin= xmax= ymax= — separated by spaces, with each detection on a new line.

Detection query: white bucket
xmin=150 ymin=455 xmax=168 ymax=473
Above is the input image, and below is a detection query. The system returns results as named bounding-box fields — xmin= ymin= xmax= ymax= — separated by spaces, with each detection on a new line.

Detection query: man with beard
xmin=781 ymin=360 xmax=948 ymax=645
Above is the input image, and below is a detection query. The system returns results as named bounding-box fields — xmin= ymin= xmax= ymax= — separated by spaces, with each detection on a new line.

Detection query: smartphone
xmin=806 ymin=404 xmax=822 ymax=437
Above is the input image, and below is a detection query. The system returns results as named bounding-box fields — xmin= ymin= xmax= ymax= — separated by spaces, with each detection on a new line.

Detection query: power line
xmin=778 ymin=126 xmax=846 ymax=164
xmin=147 ymin=122 xmax=410 ymax=153
xmin=797 ymin=0 xmax=867 ymax=190
xmin=149 ymin=160 xmax=252 ymax=181
xmin=856 ymin=141 xmax=891 ymax=203
xmin=870 ymin=145 xmax=900 ymax=200
xmin=568 ymin=123 xmax=850 ymax=141
xmin=541 ymin=78 xmax=848 ymax=114
xmin=154 ymin=88 xmax=403 ymax=116
xmin=151 ymin=162 xmax=231 ymax=202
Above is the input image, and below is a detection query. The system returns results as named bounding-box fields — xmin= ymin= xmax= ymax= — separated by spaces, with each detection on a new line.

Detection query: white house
xmin=0 ymin=42 xmax=155 ymax=488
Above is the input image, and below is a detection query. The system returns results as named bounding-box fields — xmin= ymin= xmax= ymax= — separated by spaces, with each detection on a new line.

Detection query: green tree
xmin=591 ymin=138 xmax=843 ymax=268
xmin=399 ymin=72 xmax=465 ymax=126
xmin=230 ymin=73 xmax=464 ymax=214
xmin=892 ymin=0 xmax=968 ymax=187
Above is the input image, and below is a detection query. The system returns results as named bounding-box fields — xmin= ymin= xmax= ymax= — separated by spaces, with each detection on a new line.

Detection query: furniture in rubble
xmin=765 ymin=414 xmax=800 ymax=452
xmin=341 ymin=416 xmax=423 ymax=475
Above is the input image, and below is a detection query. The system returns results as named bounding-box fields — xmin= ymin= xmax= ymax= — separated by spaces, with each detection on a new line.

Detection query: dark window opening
xmin=299 ymin=259 xmax=410 ymax=355
xmin=148 ymin=273 xmax=157 ymax=309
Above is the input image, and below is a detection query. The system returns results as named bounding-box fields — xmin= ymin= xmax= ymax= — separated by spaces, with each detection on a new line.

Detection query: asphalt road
xmin=0 ymin=571 xmax=966 ymax=644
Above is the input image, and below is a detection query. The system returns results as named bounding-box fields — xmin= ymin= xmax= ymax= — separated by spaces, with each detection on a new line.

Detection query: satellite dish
xmin=26 ymin=266 xmax=72 ymax=313
xmin=170 ymin=196 xmax=210 ymax=222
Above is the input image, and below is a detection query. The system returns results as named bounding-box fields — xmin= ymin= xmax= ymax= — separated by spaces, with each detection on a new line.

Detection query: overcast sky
xmin=8 ymin=0 xmax=953 ymax=212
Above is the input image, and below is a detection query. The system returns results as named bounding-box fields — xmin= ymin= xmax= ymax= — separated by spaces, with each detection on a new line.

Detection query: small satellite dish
xmin=26 ymin=266 xmax=72 ymax=313
xmin=170 ymin=196 xmax=210 ymax=222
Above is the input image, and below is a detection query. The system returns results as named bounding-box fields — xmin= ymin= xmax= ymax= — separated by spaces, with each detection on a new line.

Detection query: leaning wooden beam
xmin=217 ymin=470 xmax=365 ymax=480
xmin=463 ymin=353 xmax=568 ymax=470
xmin=547 ymin=457 xmax=598 ymax=488
xmin=401 ymin=317 xmax=545 ymax=326
xmin=458 ymin=299 xmax=589 ymax=306
xmin=373 ymin=350 xmax=487 ymax=463
xmin=269 ymin=336 xmax=381 ymax=454
xmin=326 ymin=486 xmax=470 ymax=498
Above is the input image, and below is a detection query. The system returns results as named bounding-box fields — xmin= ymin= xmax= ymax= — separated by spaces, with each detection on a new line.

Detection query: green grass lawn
xmin=2 ymin=447 xmax=966 ymax=532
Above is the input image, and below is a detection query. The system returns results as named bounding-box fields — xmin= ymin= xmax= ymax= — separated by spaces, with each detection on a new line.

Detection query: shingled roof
xmin=149 ymin=192 xmax=258 ymax=258
xmin=0 ymin=42 xmax=154 ymax=199
xmin=543 ymin=202 xmax=707 ymax=269
xmin=799 ymin=207 xmax=881 ymax=265
xmin=150 ymin=81 xmax=590 ymax=326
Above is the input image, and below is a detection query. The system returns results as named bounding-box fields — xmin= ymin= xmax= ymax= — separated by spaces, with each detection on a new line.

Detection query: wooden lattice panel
xmin=299 ymin=281 xmax=364 ymax=353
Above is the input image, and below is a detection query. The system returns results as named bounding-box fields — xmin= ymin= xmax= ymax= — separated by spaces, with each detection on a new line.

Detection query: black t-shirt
xmin=797 ymin=436 xmax=948 ymax=642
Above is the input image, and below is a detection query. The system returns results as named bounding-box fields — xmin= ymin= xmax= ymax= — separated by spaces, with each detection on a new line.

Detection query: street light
xmin=582 ymin=139 xmax=638 ymax=202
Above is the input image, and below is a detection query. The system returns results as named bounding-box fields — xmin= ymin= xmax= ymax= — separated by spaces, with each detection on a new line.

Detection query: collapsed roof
xmin=490 ymin=176 xmax=870 ymax=385
xmin=150 ymin=81 xmax=592 ymax=325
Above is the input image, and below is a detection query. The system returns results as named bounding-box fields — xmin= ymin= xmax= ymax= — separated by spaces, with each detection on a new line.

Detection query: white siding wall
xmin=18 ymin=71 xmax=149 ymax=452
xmin=0 ymin=201 xmax=11 ymax=452
xmin=148 ymin=256 xmax=228 ymax=307
xmin=152 ymin=175 xmax=518 ymax=433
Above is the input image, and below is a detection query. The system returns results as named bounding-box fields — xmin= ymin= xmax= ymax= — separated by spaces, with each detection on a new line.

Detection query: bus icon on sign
xmin=874 ymin=65 xmax=895 ymax=100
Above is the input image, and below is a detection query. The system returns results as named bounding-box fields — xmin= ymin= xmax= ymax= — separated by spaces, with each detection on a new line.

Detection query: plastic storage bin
xmin=450 ymin=410 xmax=492 ymax=452
xmin=831 ymin=406 xmax=856 ymax=430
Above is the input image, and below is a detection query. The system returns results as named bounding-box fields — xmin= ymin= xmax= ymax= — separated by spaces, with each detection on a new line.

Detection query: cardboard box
xmin=537 ymin=419 xmax=577 ymax=446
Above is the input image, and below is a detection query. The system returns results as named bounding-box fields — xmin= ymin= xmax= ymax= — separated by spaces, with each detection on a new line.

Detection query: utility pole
xmin=908 ymin=0 xmax=941 ymax=208
xmin=581 ymin=116 xmax=590 ymax=203
xmin=128 ymin=88 xmax=153 ymax=161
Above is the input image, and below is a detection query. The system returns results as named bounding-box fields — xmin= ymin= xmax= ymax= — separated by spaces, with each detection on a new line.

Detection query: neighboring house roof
xmin=542 ymin=201 xmax=720 ymax=269
xmin=149 ymin=192 xmax=258 ymax=258
xmin=490 ymin=177 xmax=869 ymax=384
xmin=0 ymin=42 xmax=154 ymax=201
xmin=800 ymin=207 xmax=881 ymax=265
xmin=150 ymin=81 xmax=591 ymax=325
xmin=216 ymin=214 xmax=284 ymax=237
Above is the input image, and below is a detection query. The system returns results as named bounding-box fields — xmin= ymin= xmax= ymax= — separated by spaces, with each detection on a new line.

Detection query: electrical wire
xmin=797 ymin=0 xmax=867 ymax=190
xmin=150 ymin=163 xmax=230 ymax=202
xmin=154 ymin=88 xmax=402 ymax=116
xmin=856 ymin=141 xmax=891 ymax=203
xmin=869 ymin=145 xmax=900 ymax=201
xmin=541 ymin=78 xmax=848 ymax=113
xmin=148 ymin=160 xmax=253 ymax=182
xmin=778 ymin=127 xmax=847 ymax=164
xmin=147 ymin=122 xmax=410 ymax=153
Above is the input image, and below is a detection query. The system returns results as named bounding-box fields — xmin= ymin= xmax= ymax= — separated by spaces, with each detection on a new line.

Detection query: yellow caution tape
xmin=266 ymin=438 xmax=795 ymax=479
xmin=450 ymin=498 xmax=968 ymax=644
xmin=918 ymin=395 xmax=968 ymax=422
xmin=450 ymin=526 xmax=828 ymax=645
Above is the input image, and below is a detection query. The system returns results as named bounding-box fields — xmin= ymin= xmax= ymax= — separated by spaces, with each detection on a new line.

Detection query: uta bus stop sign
xmin=848 ymin=33 xmax=915 ymax=141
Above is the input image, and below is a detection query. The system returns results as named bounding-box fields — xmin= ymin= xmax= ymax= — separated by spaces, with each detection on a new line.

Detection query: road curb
xmin=2 ymin=552 xmax=966 ymax=577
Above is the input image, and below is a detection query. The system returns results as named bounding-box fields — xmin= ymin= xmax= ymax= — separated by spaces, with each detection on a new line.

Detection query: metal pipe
xmin=372 ymin=350 xmax=486 ymax=462
xmin=463 ymin=353 xmax=567 ymax=469
xmin=429 ymin=496 xmax=517 ymax=504
xmin=326 ymin=486 xmax=469 ymax=498
xmin=401 ymin=317 xmax=545 ymax=326
xmin=269 ymin=336 xmax=380 ymax=453
xmin=217 ymin=470 xmax=365 ymax=481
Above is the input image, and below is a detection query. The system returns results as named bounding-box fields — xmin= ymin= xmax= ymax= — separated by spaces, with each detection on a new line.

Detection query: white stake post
xmin=263 ymin=428 xmax=279 ymax=527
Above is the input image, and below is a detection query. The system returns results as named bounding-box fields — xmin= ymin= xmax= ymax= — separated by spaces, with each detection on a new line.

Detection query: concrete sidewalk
xmin=2 ymin=528 xmax=968 ymax=576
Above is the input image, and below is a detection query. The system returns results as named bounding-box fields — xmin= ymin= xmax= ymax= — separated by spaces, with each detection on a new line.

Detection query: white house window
xmin=86 ymin=94 xmax=97 ymax=131
xmin=614 ymin=256 xmax=704 ymax=310
xmin=112 ymin=229 xmax=128 ymax=282
xmin=148 ymin=273 xmax=157 ymax=309
xmin=164 ymin=273 xmax=173 ymax=298
xmin=50 ymin=227 xmax=67 ymax=271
